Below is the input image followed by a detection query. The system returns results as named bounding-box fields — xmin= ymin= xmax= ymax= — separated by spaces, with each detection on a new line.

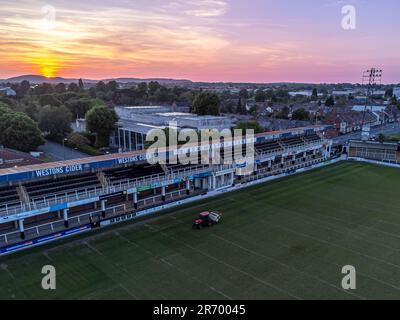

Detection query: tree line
xmin=0 ymin=80 xmax=224 ymax=153
xmin=0 ymin=80 xmax=121 ymax=152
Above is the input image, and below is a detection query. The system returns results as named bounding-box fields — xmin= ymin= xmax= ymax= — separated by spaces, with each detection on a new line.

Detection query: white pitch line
xmin=278 ymin=209 xmax=400 ymax=253
xmin=212 ymin=234 xmax=364 ymax=300
xmin=0 ymin=263 xmax=15 ymax=280
xmin=279 ymin=243 xmax=400 ymax=294
xmin=42 ymin=251 xmax=54 ymax=262
xmin=374 ymin=218 xmax=400 ymax=229
xmin=117 ymin=228 xmax=235 ymax=300
xmin=275 ymin=201 xmax=400 ymax=244
xmin=266 ymin=221 xmax=400 ymax=271
xmin=158 ymin=257 xmax=233 ymax=300
xmin=83 ymin=239 xmax=143 ymax=299
xmin=157 ymin=231 xmax=301 ymax=300
xmin=83 ymin=241 xmax=104 ymax=256
xmin=119 ymin=282 xmax=138 ymax=300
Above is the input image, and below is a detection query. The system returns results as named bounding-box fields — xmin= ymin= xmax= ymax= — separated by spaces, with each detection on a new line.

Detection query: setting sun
xmin=34 ymin=55 xmax=60 ymax=78
xmin=40 ymin=65 xmax=57 ymax=78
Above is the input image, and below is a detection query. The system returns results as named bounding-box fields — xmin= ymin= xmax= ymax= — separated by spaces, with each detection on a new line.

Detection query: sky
xmin=0 ymin=0 xmax=399 ymax=83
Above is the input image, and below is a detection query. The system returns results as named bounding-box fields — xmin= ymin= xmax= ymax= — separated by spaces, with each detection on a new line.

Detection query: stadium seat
xmin=255 ymin=140 xmax=283 ymax=154
xmin=24 ymin=172 xmax=101 ymax=202
xmin=0 ymin=185 xmax=20 ymax=209
xmin=303 ymin=133 xmax=321 ymax=143
xmin=104 ymin=164 xmax=165 ymax=184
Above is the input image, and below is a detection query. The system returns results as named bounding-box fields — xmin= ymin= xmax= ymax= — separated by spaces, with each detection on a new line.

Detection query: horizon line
xmin=1 ymin=74 xmax=398 ymax=86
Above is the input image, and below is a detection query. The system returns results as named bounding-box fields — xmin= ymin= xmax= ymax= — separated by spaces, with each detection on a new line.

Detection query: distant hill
xmin=2 ymin=75 xmax=193 ymax=85
xmin=2 ymin=75 xmax=386 ymax=87
xmin=103 ymin=77 xmax=193 ymax=85
xmin=3 ymin=75 xmax=96 ymax=84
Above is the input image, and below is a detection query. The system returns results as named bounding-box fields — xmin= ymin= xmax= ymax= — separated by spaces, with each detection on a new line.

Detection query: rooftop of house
xmin=0 ymin=148 xmax=42 ymax=169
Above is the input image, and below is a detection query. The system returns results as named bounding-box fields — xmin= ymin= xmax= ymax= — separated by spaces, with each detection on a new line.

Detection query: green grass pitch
xmin=1 ymin=161 xmax=400 ymax=300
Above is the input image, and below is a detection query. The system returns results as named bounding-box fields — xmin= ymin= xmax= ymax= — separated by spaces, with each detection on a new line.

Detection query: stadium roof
xmin=0 ymin=125 xmax=328 ymax=184
xmin=349 ymin=139 xmax=399 ymax=147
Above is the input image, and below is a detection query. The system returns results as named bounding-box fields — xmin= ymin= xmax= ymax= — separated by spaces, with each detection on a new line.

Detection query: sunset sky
xmin=0 ymin=0 xmax=399 ymax=83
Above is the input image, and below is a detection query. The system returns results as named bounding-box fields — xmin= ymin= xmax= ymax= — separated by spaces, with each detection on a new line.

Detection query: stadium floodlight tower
xmin=361 ymin=68 xmax=383 ymax=140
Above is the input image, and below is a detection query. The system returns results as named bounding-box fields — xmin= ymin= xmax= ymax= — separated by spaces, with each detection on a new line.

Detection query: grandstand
xmin=104 ymin=164 xmax=165 ymax=185
xmin=348 ymin=140 xmax=400 ymax=163
xmin=254 ymin=140 xmax=283 ymax=155
xmin=25 ymin=172 xmax=101 ymax=200
xmin=0 ymin=125 xmax=332 ymax=254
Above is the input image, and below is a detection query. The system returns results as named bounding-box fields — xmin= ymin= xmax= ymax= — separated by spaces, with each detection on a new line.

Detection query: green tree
xmin=68 ymin=83 xmax=80 ymax=92
xmin=311 ymin=88 xmax=318 ymax=100
xmin=38 ymin=105 xmax=72 ymax=140
xmin=292 ymin=108 xmax=310 ymax=121
xmin=78 ymin=79 xmax=84 ymax=90
xmin=31 ymin=83 xmax=54 ymax=95
xmin=0 ymin=102 xmax=10 ymax=117
xmin=275 ymin=89 xmax=290 ymax=100
xmin=55 ymin=83 xmax=66 ymax=94
xmin=192 ymin=91 xmax=220 ymax=116
xmin=236 ymin=98 xmax=247 ymax=115
xmin=15 ymin=80 xmax=31 ymax=98
xmin=385 ymin=88 xmax=394 ymax=98
xmin=275 ymin=106 xmax=290 ymax=119
xmin=325 ymin=95 xmax=335 ymax=107
xmin=0 ymin=111 xmax=44 ymax=152
xmin=254 ymin=89 xmax=266 ymax=102
xmin=152 ymin=86 xmax=175 ymax=104
xmin=21 ymin=102 xmax=40 ymax=121
xmin=67 ymin=132 xmax=90 ymax=148
xmin=336 ymin=96 xmax=347 ymax=106
xmin=136 ymin=82 xmax=148 ymax=97
xmin=148 ymin=81 xmax=161 ymax=95
xmin=85 ymin=105 xmax=119 ymax=147
xmin=106 ymin=81 xmax=119 ymax=92
xmin=38 ymin=94 xmax=61 ymax=107
xmin=377 ymin=133 xmax=386 ymax=142
xmin=390 ymin=95 xmax=398 ymax=106
xmin=239 ymin=89 xmax=249 ymax=99
xmin=320 ymin=87 xmax=328 ymax=95
xmin=65 ymin=97 xmax=98 ymax=119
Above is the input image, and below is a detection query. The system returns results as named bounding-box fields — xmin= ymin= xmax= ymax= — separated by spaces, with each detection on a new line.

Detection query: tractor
xmin=192 ymin=211 xmax=222 ymax=230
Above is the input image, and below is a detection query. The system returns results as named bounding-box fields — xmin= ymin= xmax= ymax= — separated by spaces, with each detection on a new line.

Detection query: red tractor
xmin=192 ymin=211 xmax=222 ymax=230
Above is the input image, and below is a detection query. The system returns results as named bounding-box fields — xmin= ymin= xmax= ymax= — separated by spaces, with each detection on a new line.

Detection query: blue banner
xmin=0 ymin=225 xmax=91 ymax=255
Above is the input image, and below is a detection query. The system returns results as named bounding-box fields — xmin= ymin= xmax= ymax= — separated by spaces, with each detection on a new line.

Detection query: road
xmin=40 ymin=141 xmax=90 ymax=161
xmin=332 ymin=122 xmax=400 ymax=145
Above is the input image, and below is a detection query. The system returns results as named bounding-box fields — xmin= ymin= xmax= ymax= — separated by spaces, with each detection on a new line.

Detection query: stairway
xmin=17 ymin=183 xmax=30 ymax=208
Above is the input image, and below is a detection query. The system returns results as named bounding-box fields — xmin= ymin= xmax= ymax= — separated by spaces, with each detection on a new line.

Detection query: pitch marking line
xmin=159 ymin=257 xmax=233 ymax=300
xmin=116 ymin=231 xmax=233 ymax=300
xmin=156 ymin=230 xmax=301 ymax=300
xmin=278 ymin=201 xmax=400 ymax=244
xmin=119 ymin=283 xmax=138 ymax=300
xmin=138 ymin=202 xmax=360 ymax=298
xmin=279 ymin=243 xmax=400 ymax=294
xmin=83 ymin=241 xmax=104 ymax=257
xmin=302 ymin=211 xmax=400 ymax=242
xmin=83 ymin=240 xmax=140 ymax=299
xmin=274 ymin=208 xmax=400 ymax=253
xmin=212 ymin=234 xmax=364 ymax=300
xmin=85 ymin=284 xmax=120 ymax=300
xmin=266 ymin=221 xmax=400 ymax=271
xmin=0 ymin=263 xmax=15 ymax=280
